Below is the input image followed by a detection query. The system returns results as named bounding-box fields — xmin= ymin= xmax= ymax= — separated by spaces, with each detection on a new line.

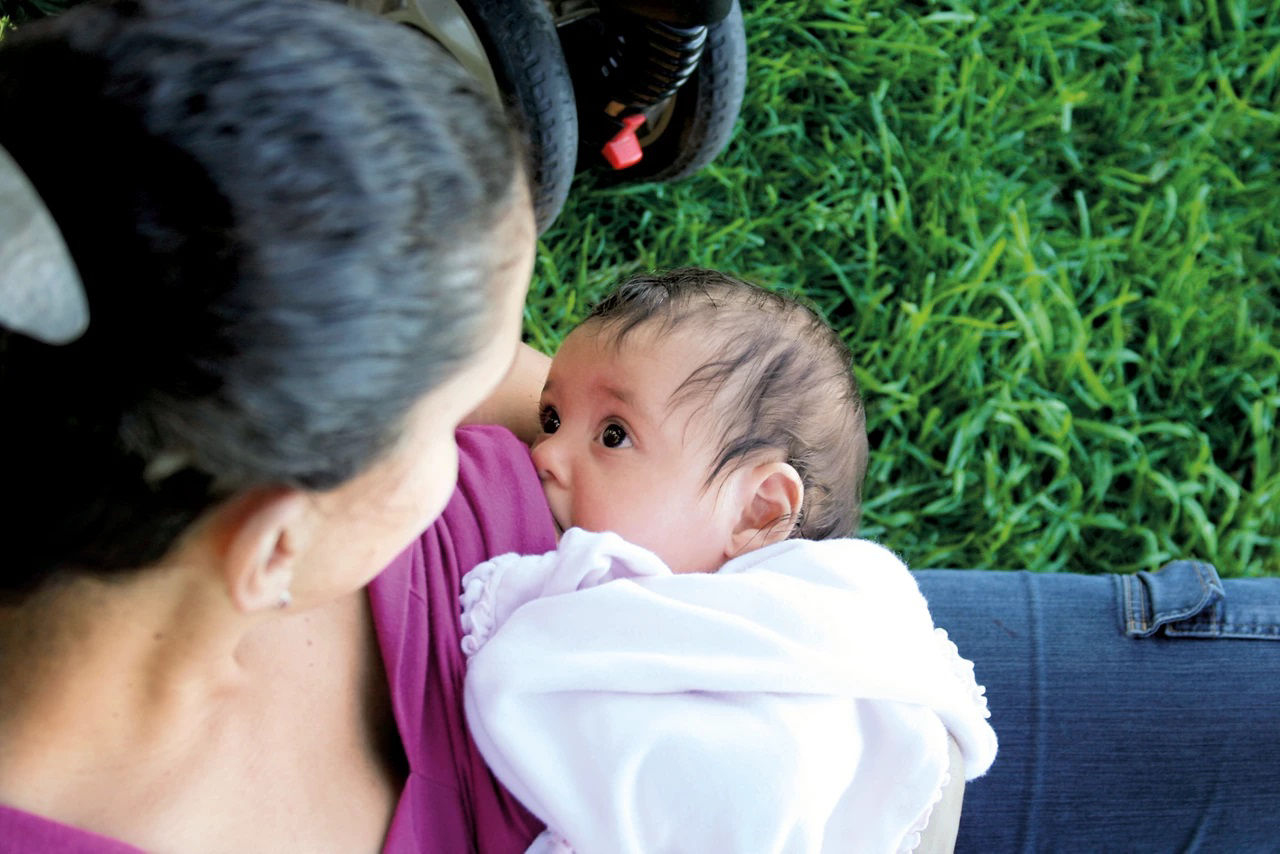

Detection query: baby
xmin=460 ymin=269 xmax=996 ymax=854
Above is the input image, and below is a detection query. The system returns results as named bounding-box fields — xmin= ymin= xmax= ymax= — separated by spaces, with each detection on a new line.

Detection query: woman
xmin=0 ymin=1 xmax=547 ymax=850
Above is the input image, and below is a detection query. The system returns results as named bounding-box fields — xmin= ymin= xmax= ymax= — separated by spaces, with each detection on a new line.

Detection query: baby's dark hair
xmin=585 ymin=268 xmax=868 ymax=539
xmin=0 ymin=0 xmax=522 ymax=595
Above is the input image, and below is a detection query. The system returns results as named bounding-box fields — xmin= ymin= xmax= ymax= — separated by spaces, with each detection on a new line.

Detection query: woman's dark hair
xmin=0 ymin=0 xmax=524 ymax=594
xmin=586 ymin=268 xmax=869 ymax=540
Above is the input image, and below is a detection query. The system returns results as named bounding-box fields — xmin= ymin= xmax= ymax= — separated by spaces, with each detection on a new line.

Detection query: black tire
xmin=606 ymin=0 xmax=746 ymax=184
xmin=453 ymin=0 xmax=578 ymax=233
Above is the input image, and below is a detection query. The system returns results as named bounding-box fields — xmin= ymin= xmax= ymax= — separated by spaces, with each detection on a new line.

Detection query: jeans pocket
xmin=1120 ymin=559 xmax=1280 ymax=640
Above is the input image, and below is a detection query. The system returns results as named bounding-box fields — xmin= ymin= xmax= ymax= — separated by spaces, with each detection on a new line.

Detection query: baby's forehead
xmin=573 ymin=315 xmax=717 ymax=361
xmin=557 ymin=321 xmax=724 ymax=407
xmin=603 ymin=322 xmax=741 ymax=416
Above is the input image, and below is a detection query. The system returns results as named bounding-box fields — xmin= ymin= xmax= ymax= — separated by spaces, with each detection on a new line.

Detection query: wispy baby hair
xmin=585 ymin=267 xmax=868 ymax=538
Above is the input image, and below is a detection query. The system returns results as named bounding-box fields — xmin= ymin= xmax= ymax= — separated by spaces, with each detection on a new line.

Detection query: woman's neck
xmin=0 ymin=571 xmax=398 ymax=852
xmin=0 ymin=568 xmax=249 ymax=779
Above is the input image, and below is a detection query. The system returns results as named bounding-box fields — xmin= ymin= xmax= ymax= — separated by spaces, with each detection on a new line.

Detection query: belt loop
xmin=1122 ymin=560 xmax=1224 ymax=639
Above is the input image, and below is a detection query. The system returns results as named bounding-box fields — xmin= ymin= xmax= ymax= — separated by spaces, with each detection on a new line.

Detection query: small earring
xmin=277 ymin=589 xmax=292 ymax=609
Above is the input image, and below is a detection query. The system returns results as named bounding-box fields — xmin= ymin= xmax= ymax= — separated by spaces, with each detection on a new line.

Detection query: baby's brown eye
xmin=540 ymin=406 xmax=560 ymax=434
xmin=601 ymin=423 xmax=630 ymax=448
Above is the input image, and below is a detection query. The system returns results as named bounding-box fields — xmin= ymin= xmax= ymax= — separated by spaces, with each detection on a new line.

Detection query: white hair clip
xmin=0 ymin=144 xmax=90 ymax=345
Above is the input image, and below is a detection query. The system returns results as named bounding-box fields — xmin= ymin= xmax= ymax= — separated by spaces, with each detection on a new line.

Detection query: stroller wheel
xmin=619 ymin=0 xmax=745 ymax=183
xmin=457 ymin=0 xmax=578 ymax=231
xmin=349 ymin=0 xmax=577 ymax=233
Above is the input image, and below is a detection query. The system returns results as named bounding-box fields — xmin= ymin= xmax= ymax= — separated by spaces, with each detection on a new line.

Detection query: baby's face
xmin=532 ymin=323 xmax=738 ymax=574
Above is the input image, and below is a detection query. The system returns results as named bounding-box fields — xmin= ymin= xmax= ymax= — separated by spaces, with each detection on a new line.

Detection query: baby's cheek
xmin=676 ymin=496 xmax=737 ymax=571
xmin=634 ymin=509 xmax=714 ymax=573
xmin=575 ymin=499 xmax=658 ymax=554
xmin=566 ymin=494 xmax=620 ymax=538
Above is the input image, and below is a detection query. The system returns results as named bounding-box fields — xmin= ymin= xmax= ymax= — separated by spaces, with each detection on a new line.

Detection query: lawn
xmin=530 ymin=0 xmax=1280 ymax=577
xmin=7 ymin=0 xmax=1276 ymax=576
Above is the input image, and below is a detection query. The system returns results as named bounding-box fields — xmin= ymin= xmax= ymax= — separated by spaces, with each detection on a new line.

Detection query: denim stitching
xmin=1153 ymin=560 xmax=1218 ymax=625
xmin=1167 ymin=622 xmax=1280 ymax=640
xmin=1188 ymin=561 xmax=1220 ymax=632
xmin=1224 ymin=625 xmax=1280 ymax=638
xmin=1121 ymin=574 xmax=1147 ymax=635
xmin=1157 ymin=561 xmax=1218 ymax=623
xmin=1195 ymin=561 xmax=1221 ymax=631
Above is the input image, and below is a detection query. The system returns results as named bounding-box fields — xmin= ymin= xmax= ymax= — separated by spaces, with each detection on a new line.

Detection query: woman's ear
xmin=728 ymin=461 xmax=804 ymax=558
xmin=215 ymin=487 xmax=311 ymax=613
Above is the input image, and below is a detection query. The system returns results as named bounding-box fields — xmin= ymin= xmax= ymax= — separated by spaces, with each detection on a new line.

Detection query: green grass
xmin=530 ymin=0 xmax=1280 ymax=577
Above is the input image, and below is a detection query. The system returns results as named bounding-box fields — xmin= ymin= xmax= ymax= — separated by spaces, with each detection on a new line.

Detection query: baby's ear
xmin=728 ymin=461 xmax=804 ymax=558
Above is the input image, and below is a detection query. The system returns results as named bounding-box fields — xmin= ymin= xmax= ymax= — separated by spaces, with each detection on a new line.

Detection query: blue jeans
xmin=914 ymin=562 xmax=1280 ymax=852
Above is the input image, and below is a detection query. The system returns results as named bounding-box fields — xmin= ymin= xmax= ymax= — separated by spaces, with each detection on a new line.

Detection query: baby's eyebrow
xmin=599 ymin=384 xmax=634 ymax=407
xmin=541 ymin=376 xmax=638 ymax=409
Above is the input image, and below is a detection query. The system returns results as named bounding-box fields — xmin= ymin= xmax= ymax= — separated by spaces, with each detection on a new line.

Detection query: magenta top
xmin=0 ymin=425 xmax=557 ymax=853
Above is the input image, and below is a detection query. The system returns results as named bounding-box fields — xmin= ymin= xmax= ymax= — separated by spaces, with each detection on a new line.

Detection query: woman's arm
xmin=914 ymin=735 xmax=964 ymax=853
xmin=463 ymin=342 xmax=550 ymax=445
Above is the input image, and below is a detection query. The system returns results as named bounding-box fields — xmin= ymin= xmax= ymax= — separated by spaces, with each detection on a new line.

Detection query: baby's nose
xmin=530 ymin=435 xmax=565 ymax=484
